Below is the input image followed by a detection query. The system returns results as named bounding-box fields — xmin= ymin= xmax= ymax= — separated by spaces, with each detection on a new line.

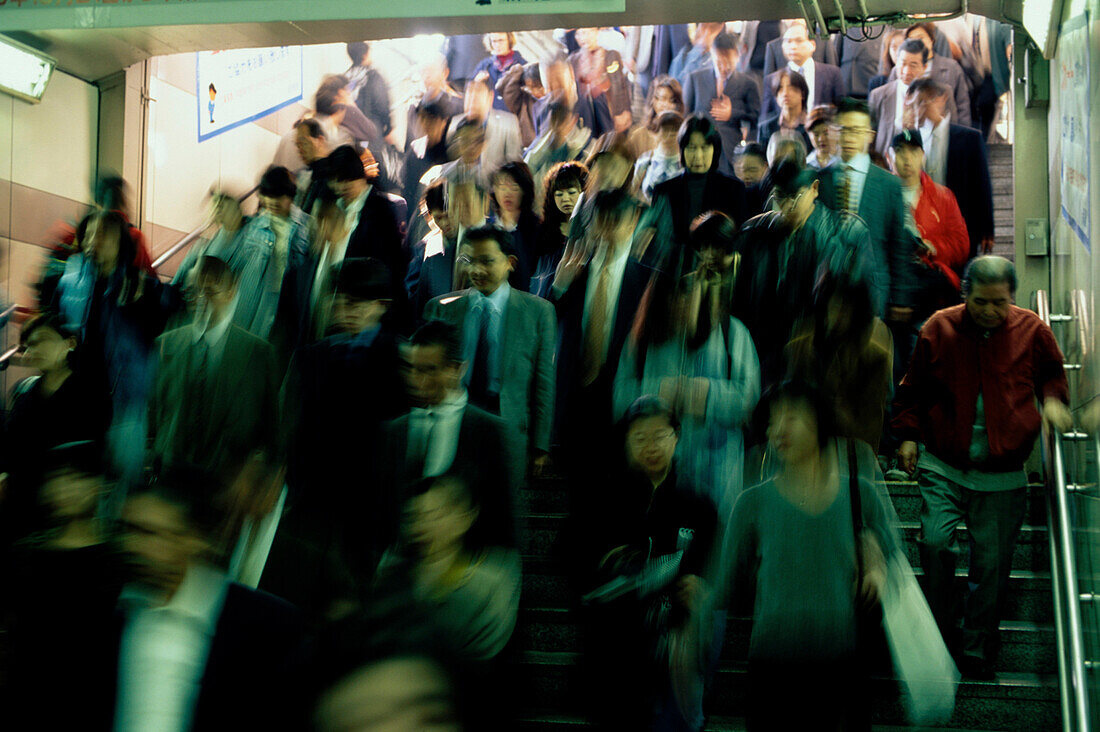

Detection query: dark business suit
xmin=533 ymin=81 xmax=605 ymax=139
xmin=944 ymin=123 xmax=995 ymax=258
xmin=346 ymin=187 xmax=412 ymax=332
xmin=148 ymin=323 xmax=280 ymax=475
xmin=407 ymin=233 xmax=459 ymax=320
xmin=424 ymin=287 xmax=556 ymax=458
xmin=682 ymin=68 xmax=761 ymax=174
xmin=869 ymin=77 xmax=969 ymax=160
xmin=756 ymin=115 xmax=813 ymax=152
xmin=887 ymin=55 xmax=973 ymax=127
xmin=552 ymin=256 xmax=655 ymax=465
xmin=759 ymin=62 xmax=846 ymax=125
xmin=833 ymin=30 xmax=883 ymax=98
xmin=817 ymin=159 xmax=923 ymax=316
xmin=762 ymin=35 xmax=839 ymax=77
xmin=646 ymin=172 xmax=748 ymax=275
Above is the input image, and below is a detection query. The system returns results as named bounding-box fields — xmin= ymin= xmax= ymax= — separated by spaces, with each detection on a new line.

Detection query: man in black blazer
xmin=550 ymin=190 xmax=656 ymax=470
xmin=760 ymin=22 xmax=845 ymax=125
xmin=762 ymin=19 xmax=839 ymax=77
xmin=907 ymin=78 xmax=995 ymax=259
xmin=682 ymin=32 xmax=761 ymax=174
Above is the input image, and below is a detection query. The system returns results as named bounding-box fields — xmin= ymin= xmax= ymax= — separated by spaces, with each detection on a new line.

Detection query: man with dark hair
xmin=148 ymin=255 xmax=281 ymax=480
xmin=407 ymin=180 xmax=462 ymax=319
xmin=445 ymin=78 xmax=523 ymax=176
xmin=293 ymin=117 xmax=332 ymax=215
xmin=906 ymin=77 xmax=995 ymax=259
xmin=498 ymin=61 xmax=546 ymax=148
xmin=735 ymin=142 xmax=770 ymax=215
xmin=326 ymin=145 xmax=410 ymax=332
xmin=345 ymin=41 xmax=394 ymax=139
xmin=440 ymin=117 xmax=491 ymax=192
xmin=402 ymin=99 xmax=454 ymax=215
xmin=682 ymin=32 xmax=761 ymax=171
xmin=313 ymin=75 xmax=392 ymax=191
xmin=405 ymin=53 xmax=464 ymax=149
xmin=894 ymin=256 xmax=1070 ymax=678
xmin=759 ymin=21 xmax=845 ymax=124
xmin=900 ymin=22 xmax=972 ymax=127
xmin=424 ymin=225 xmax=556 ymax=477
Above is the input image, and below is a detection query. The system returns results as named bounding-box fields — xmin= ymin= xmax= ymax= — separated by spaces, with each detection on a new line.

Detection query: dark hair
xmin=416 ymin=100 xmax=449 ymax=121
xmin=40 ymin=441 xmax=106 ymax=482
xmin=464 ymin=77 xmax=492 ymax=98
xmin=409 ymin=319 xmax=464 ymax=363
xmin=643 ymin=75 xmax=685 ymax=131
xmin=406 ymin=472 xmax=510 ymax=553
xmin=891 ymin=128 xmax=924 ymax=151
xmin=712 ymin=31 xmax=739 ymax=54
xmin=450 ymin=117 xmax=486 ymax=146
xmin=962 ymin=255 xmax=1017 ymax=296
xmin=678 ymin=114 xmax=723 ymax=172
xmin=327 ymin=146 xmax=367 ymax=183
xmin=758 ymin=379 xmax=837 ymax=448
xmin=333 ymin=257 xmax=392 ymax=301
xmin=489 ymin=161 xmax=536 ymax=218
xmin=95 ymin=175 xmax=129 ymax=213
xmin=258 ymin=165 xmax=298 ymax=198
xmin=20 ymin=312 xmax=75 ymax=348
xmin=906 ymin=22 xmax=938 ymax=45
xmin=585 ymin=131 xmax=636 ymax=194
xmin=835 ymin=96 xmax=871 ymax=119
xmin=898 ymin=38 xmax=931 ymax=64
xmin=622 ymin=395 xmax=681 ymax=433
xmin=737 ymin=142 xmax=768 ymax=165
xmin=483 ymin=31 xmax=517 ymax=52
xmin=768 ymin=157 xmax=816 ymax=198
xmin=591 ymin=187 xmax=638 ymax=230
xmin=89 ymin=209 xmax=138 ymax=273
xmin=906 ymin=77 xmax=949 ymax=100
xmin=689 ymin=210 xmax=737 ymax=253
xmin=196 ymin=255 xmax=238 ymax=284
xmin=771 ymin=69 xmax=810 ymax=112
xmin=522 ymin=62 xmax=543 ymax=86
xmin=74 ymin=210 xmax=96 ymax=249
xmin=869 ymin=150 xmax=890 ymax=170
xmin=548 ymin=100 xmax=577 ymax=129
xmin=812 ymin=268 xmax=875 ymax=356
xmin=137 ymin=464 xmax=227 ymax=541
xmin=462 ymin=224 xmax=517 ymax=258
xmin=879 ymin=28 xmax=907 ymax=76
xmin=208 ymin=83 xmax=216 ymax=94
xmin=806 ymin=104 xmax=837 ymax=131
xmin=538 ymin=161 xmax=588 ymax=255
xmin=655 ymin=109 xmax=684 ymax=133
xmin=346 ymin=41 xmax=370 ymax=66
xmin=314 ymin=74 xmax=349 ymax=116
xmin=422 ymin=178 xmax=447 ymax=213
xmin=295 ymin=117 xmax=326 ymax=140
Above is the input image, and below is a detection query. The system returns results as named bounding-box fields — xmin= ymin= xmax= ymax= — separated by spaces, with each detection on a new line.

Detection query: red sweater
xmin=893 ymin=304 xmax=1069 ymax=472
xmin=911 ymin=171 xmax=969 ymax=290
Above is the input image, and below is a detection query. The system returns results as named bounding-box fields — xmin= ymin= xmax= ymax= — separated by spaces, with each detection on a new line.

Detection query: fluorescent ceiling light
xmin=0 ymin=36 xmax=56 ymax=103
xmin=1022 ymin=0 xmax=1063 ymax=59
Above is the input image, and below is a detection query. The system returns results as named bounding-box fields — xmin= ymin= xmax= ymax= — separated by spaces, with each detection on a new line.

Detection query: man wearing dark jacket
xmin=894 ymin=256 xmax=1071 ymax=678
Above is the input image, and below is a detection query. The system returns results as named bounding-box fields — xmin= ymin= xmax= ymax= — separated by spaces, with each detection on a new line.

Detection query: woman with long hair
xmin=488 ymin=161 xmax=541 ymax=291
xmin=628 ymin=75 xmax=686 ymax=157
xmin=530 ymin=161 xmax=588 ymax=298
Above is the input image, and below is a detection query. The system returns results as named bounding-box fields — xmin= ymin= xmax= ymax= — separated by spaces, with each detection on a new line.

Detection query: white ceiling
xmin=4 ymin=0 xmax=1024 ymax=84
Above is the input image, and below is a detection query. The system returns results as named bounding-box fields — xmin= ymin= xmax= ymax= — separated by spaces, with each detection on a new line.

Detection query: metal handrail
xmin=1037 ymin=288 xmax=1092 ymax=730
xmin=149 ymin=184 xmax=258 ymax=271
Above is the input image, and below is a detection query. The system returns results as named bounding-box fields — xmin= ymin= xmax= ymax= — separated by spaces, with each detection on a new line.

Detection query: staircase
xmin=989 ymin=143 xmax=1015 ymax=261
xmin=511 ymin=475 xmax=1060 ymax=731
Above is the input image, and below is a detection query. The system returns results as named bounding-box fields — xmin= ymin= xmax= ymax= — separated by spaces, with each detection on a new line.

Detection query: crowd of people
xmin=0 ymin=18 xmax=1075 ymax=732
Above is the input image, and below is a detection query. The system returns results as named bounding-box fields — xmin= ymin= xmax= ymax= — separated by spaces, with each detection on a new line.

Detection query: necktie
xmin=582 ymin=261 xmax=612 ymax=386
xmin=837 ymin=168 xmax=853 ymax=213
xmin=189 ymin=336 xmax=211 ymax=447
xmin=468 ymin=302 xmax=494 ymax=409
xmin=409 ymin=411 xmax=436 ymax=479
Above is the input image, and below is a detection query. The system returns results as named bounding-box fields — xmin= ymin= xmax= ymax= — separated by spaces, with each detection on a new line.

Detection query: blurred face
xmin=736 ymin=155 xmax=768 ymax=185
xmin=419 ymin=114 xmax=449 ymax=145
xmin=488 ymin=33 xmax=511 ymax=55
xmin=85 ymin=218 xmax=120 ymax=273
xmin=907 ymin=89 xmax=947 ymax=126
xmin=260 ymin=193 xmax=293 ymax=218
xmin=295 ymin=125 xmax=324 ymax=163
xmin=782 ymin=26 xmax=814 ymax=66
xmin=332 ymin=177 xmax=368 ymax=205
xmin=808 ymin=123 xmax=836 ymax=158
xmin=196 ymin=271 xmax=236 ymax=324
xmin=888 ymin=33 xmax=905 ymax=64
xmin=492 ymin=173 xmax=523 ymax=213
xmin=427 ymin=207 xmax=457 ymax=239
xmin=404 ymin=344 xmax=463 ymax=408
xmin=657 ymin=125 xmax=679 ymax=149
xmin=776 ymin=76 xmax=804 ymax=113
xmin=21 ymin=325 xmax=73 ymax=373
xmin=405 ymin=481 xmax=476 ymax=558
xmin=772 ymin=180 xmax=818 ymax=229
xmin=698 ymin=245 xmax=735 ymax=274
xmin=421 ymin=59 xmax=448 ymax=89
xmin=448 ymin=183 xmax=487 ymax=227
xmin=576 ymin=27 xmax=601 ymax=50
xmin=712 ymin=49 xmax=737 ymax=79
xmin=545 ymin=61 xmax=576 ymax=101
xmin=333 ymin=294 xmax=387 ymax=335
xmin=683 ymin=131 xmax=715 ymax=174
xmin=451 ymin=129 xmax=485 ymax=164
xmin=212 ymin=195 xmax=242 ymax=228
xmin=907 ymin=27 xmax=934 ymax=54
xmin=768 ymin=397 xmax=820 ymax=464
xmin=892 ymin=144 xmax=924 ymax=183
xmin=837 ymin=110 xmax=872 ymax=162
xmin=594 ymin=153 xmax=631 ymax=192
xmin=626 ymin=415 xmax=678 ymax=477
xmin=464 ymin=85 xmax=492 ymax=122
xmin=460 ymin=238 xmax=514 ymax=295
xmin=120 ymin=494 xmax=208 ymax=595
xmin=965 ymin=281 xmax=1014 ymax=330
xmin=40 ymin=470 xmax=102 ymax=520
xmin=315 ymin=657 xmax=460 ymax=732
xmin=651 ymin=85 xmax=678 ymax=115
xmin=554 ymin=184 xmax=582 ymax=216
xmin=896 ymin=49 xmax=927 ymax=86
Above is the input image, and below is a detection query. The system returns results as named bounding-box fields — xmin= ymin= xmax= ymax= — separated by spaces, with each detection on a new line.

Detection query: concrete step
xmin=517 ymin=606 xmax=1057 ymax=674
xmin=519 ymin=651 xmax=1059 ymax=730
xmin=515 ymin=713 xmax=1013 ymax=731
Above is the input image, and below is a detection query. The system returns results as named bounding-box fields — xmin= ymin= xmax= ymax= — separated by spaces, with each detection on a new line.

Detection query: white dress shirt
xmin=191 ymin=298 xmax=236 ymax=372
xmin=314 ymin=187 xmax=370 ymax=306
xmin=789 ymin=57 xmax=817 ymax=110
xmin=114 ymin=565 xmax=229 ymax=732
xmin=839 ymin=152 xmax=872 ymax=213
xmin=409 ymin=389 xmax=468 ymax=478
xmin=582 ymin=242 xmax=630 ymax=360
xmin=920 ymin=115 xmax=951 ymax=185
xmin=894 ymin=80 xmax=909 ymax=130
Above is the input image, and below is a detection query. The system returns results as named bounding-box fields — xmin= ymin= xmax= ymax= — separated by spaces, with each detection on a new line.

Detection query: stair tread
xmin=517 ymin=713 xmax=994 ymax=732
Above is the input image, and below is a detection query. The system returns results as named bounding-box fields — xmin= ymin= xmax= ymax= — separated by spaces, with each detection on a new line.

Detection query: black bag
xmin=848 ymin=440 xmax=892 ymax=674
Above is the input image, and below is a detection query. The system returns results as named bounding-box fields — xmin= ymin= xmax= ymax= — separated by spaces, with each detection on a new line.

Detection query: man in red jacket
xmin=893 ymin=256 xmax=1071 ymax=678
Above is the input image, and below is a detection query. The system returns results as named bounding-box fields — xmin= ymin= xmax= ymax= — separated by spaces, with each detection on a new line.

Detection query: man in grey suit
xmin=759 ymin=22 xmax=846 ymax=125
xmin=833 ymin=29 xmax=883 ymax=98
xmin=817 ymin=98 xmax=924 ymax=379
xmin=445 ymin=78 xmax=523 ymax=177
xmin=683 ymin=32 xmax=761 ymax=175
xmin=148 ymin=256 xmax=280 ymax=478
xmin=424 ymin=225 xmax=556 ymax=477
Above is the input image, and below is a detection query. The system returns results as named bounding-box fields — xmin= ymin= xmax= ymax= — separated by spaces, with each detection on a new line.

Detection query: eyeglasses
xmin=771 ymin=189 xmax=806 ymax=213
xmin=838 ymin=126 xmax=872 ymax=137
xmin=457 ymin=254 xmax=501 ymax=267
xmin=628 ymin=430 xmax=677 ymax=447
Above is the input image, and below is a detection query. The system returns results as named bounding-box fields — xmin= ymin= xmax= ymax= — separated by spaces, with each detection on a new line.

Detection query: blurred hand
xmin=474 ymin=70 xmax=490 ymax=83
xmin=920 ymin=238 xmax=938 ymax=257
xmin=552 ymin=237 xmax=592 ymax=293
xmin=710 ymin=95 xmax=733 ymax=123
xmin=897 ymin=441 xmax=919 ymax=474
xmin=676 ymin=574 xmax=707 ymax=615
xmin=887 ymin=306 xmax=914 ymax=323
xmin=599 ymin=544 xmax=643 ymax=574
xmin=531 ymin=452 xmax=552 ymax=478
xmin=1043 ymin=398 xmax=1074 ymax=434
xmin=858 ymin=531 xmax=887 ymax=607
xmin=613 ymin=110 xmax=633 ymax=132
xmin=981 ymin=235 xmax=996 ymax=255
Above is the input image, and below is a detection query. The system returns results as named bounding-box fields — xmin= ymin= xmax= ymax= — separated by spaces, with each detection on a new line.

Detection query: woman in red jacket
xmin=891 ymin=129 xmax=969 ymax=315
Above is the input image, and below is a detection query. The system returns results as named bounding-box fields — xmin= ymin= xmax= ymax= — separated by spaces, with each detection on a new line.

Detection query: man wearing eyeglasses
xmin=731 ymin=158 xmax=874 ymax=390
xmin=424 ymin=225 xmax=556 ymax=479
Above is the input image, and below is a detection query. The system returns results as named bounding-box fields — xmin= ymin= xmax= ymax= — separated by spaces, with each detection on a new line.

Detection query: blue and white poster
xmin=196 ymin=46 xmax=303 ymax=143
xmin=1059 ymin=13 xmax=1090 ymax=250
